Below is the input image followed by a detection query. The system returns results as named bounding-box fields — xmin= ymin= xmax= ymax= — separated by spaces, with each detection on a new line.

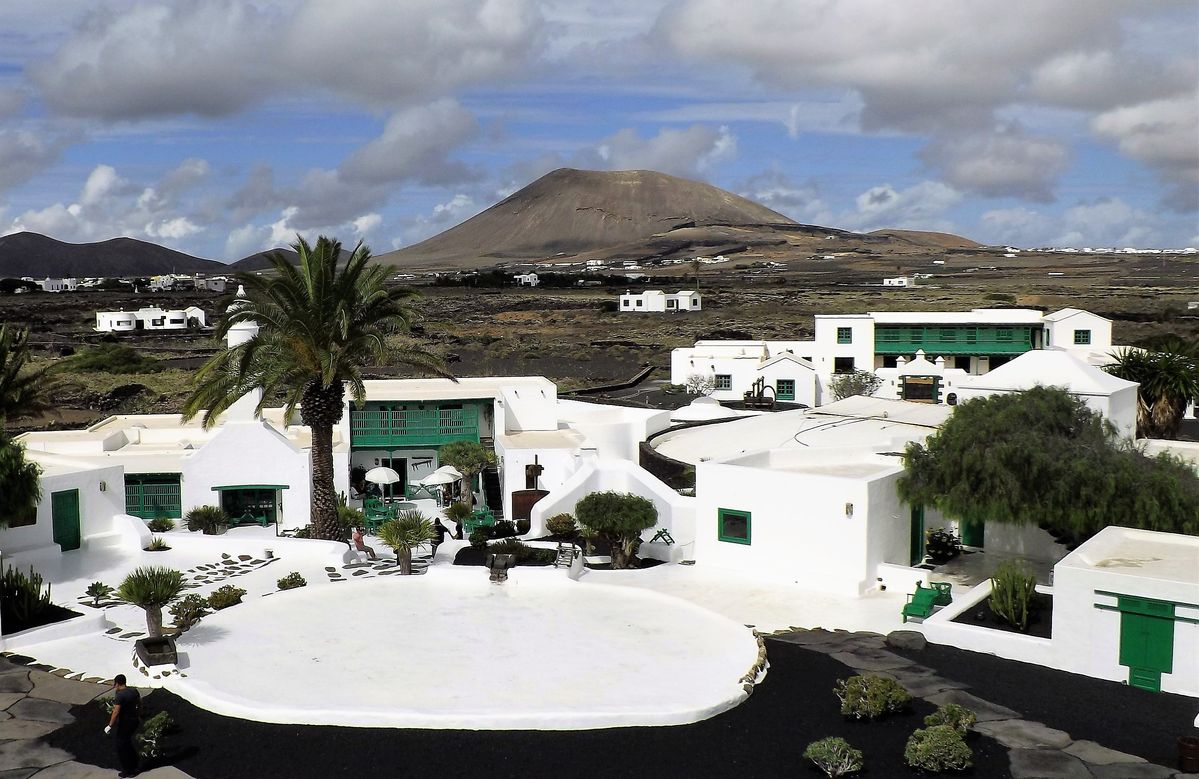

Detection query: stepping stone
xmin=28 ymin=760 xmax=121 ymax=778
xmin=104 ymin=628 xmax=122 ymax=634
xmin=221 ymin=553 xmax=231 ymax=558
xmin=250 ymin=559 xmax=265 ymax=564
xmin=0 ymin=740 xmax=73 ymax=771
xmin=7 ymin=698 xmax=74 ymax=724
xmin=1008 ymin=749 xmax=1091 ymax=779
xmin=325 ymin=567 xmax=336 ymax=572
xmin=0 ymin=693 xmax=26 ymax=710
xmin=0 ymin=718 xmax=62 ymax=739
xmin=238 ymin=554 xmax=252 ymax=561
xmin=1064 ymin=740 xmax=1147 ymax=765
xmin=1090 ymin=764 xmax=1172 ymax=779
xmin=975 ymin=719 xmax=1073 ymax=750
xmin=27 ymin=672 xmax=106 ymax=706
xmin=871 ymin=668 xmax=967 ymax=698
xmin=0 ymin=674 xmax=31 ymax=694
xmin=49 ymin=669 xmax=71 ymax=678
xmin=829 ymin=648 xmax=914 ymax=672
xmin=331 ymin=578 xmax=347 ymax=583
xmin=886 ymin=630 xmax=928 ymax=651
xmin=119 ymin=633 xmax=141 ymax=639
xmin=352 ymin=570 xmax=368 ymax=576
xmin=3 ymin=656 xmax=35 ymax=666
xmin=926 ymin=690 xmax=1019 ymax=721
xmin=28 ymin=665 xmax=54 ymax=673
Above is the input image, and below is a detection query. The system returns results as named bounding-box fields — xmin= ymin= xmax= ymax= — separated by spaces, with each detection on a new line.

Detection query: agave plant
xmin=184 ymin=505 xmax=229 ymax=534
xmin=117 ymin=567 xmax=186 ymax=637
xmin=378 ymin=511 xmax=435 ymax=575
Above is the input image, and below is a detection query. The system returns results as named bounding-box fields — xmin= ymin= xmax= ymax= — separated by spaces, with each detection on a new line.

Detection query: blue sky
xmin=0 ymin=0 xmax=1195 ymax=262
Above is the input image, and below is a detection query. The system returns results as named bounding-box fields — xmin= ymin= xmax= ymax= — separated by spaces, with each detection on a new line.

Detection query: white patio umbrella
xmin=433 ymin=465 xmax=464 ymax=480
xmin=416 ymin=471 xmax=457 ymax=486
xmin=364 ymin=466 xmax=401 ymax=500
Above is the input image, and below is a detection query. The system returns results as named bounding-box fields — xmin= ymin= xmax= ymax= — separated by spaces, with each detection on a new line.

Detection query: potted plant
xmin=379 ymin=511 xmax=436 ymax=575
xmin=117 ymin=566 xmax=185 ymax=666
xmin=925 ymin=528 xmax=961 ymax=564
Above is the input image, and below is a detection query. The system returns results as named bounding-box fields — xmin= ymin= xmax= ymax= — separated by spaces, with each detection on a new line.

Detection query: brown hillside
xmin=867 ymin=229 xmax=982 ymax=250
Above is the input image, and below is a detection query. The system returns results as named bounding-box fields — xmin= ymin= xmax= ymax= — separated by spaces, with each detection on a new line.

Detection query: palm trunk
xmin=460 ymin=472 xmax=474 ymax=507
xmin=146 ymin=606 xmax=163 ymax=638
xmin=301 ymin=379 xmax=345 ymax=541
xmin=399 ymin=547 xmax=412 ymax=575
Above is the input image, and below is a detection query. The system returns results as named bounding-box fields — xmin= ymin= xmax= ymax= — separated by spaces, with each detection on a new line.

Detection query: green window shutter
xmin=714 ymin=374 xmax=732 ymax=391
xmin=1074 ymin=329 xmax=1091 ymax=345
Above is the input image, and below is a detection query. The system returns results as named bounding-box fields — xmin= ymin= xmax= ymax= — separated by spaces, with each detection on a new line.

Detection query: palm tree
xmin=378 ymin=511 xmax=435 ymax=574
xmin=0 ymin=436 xmax=41 ymax=529
xmin=438 ymin=440 xmax=495 ymax=506
xmin=182 ymin=236 xmax=446 ymax=540
xmin=118 ymin=566 xmax=185 ymax=637
xmin=0 ymin=324 xmax=46 ymax=429
xmin=1106 ymin=345 xmax=1199 ymax=439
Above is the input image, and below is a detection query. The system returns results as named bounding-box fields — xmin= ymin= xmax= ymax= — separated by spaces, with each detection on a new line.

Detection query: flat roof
xmin=868 ymin=309 xmax=1046 ymax=325
xmin=361 ymin=376 xmax=555 ymax=401
xmin=1059 ymin=526 xmax=1199 ymax=590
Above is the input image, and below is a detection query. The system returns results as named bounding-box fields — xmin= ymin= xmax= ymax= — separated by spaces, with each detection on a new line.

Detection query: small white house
xmin=883 ymin=276 xmax=916 ymax=288
xmin=194 ymin=276 xmax=228 ymax=292
xmin=39 ymin=278 xmax=77 ymax=293
xmin=619 ymin=290 xmax=702 ymax=313
xmin=95 ymin=311 xmax=138 ymax=332
xmin=513 ymin=273 xmax=540 ymax=287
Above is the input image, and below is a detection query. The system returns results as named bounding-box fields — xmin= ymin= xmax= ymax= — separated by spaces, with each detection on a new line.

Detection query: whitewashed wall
xmin=496 ymin=444 xmax=581 ymax=521
xmin=0 ymin=462 xmax=126 ymax=555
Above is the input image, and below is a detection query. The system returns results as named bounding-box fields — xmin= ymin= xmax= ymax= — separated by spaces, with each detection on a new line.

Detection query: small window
xmin=1073 ymin=329 xmax=1091 ymax=345
xmin=622 ymin=300 xmax=630 ymax=307
xmin=636 ymin=300 xmax=643 ymax=307
xmin=718 ymin=508 xmax=751 ymax=545
xmin=837 ymin=327 xmax=853 ymax=344
xmin=882 ymin=355 xmax=899 ymax=368
xmin=714 ymin=374 xmax=732 ymax=391
xmin=834 ymin=356 xmax=855 ymax=374
xmin=776 ymin=379 xmax=795 ymax=401
xmin=946 ymin=392 xmax=958 ymax=406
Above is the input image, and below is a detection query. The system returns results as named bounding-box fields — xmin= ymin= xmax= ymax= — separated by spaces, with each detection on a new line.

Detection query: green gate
xmin=910 ymin=505 xmax=925 ymax=565
xmin=1117 ymin=596 xmax=1175 ymax=693
xmin=125 ymin=474 xmax=182 ymax=520
xmin=51 ymin=489 xmax=81 ymax=551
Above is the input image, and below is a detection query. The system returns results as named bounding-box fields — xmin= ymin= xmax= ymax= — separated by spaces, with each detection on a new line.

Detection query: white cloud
xmin=80 ymin=164 xmax=127 ymax=205
xmin=339 ymin=100 xmax=478 ymax=186
xmin=735 ymin=169 xmax=832 ymax=224
xmin=921 ymin=126 xmax=1070 ymax=201
xmin=1092 ymin=95 xmax=1199 ymax=211
xmin=839 ymin=181 xmax=963 ymax=232
xmin=32 ymin=0 xmax=543 ymax=118
xmin=587 ymin=125 xmax=737 ymax=178
xmin=352 ymin=213 xmax=382 ymax=235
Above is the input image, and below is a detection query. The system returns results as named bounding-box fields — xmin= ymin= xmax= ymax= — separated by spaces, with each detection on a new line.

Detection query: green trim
xmin=714 ymin=374 xmax=732 ymax=391
xmin=874 ymin=324 xmax=1039 ymax=355
xmin=1094 ymin=590 xmax=1199 ymax=610
xmin=1094 ymin=603 xmax=1199 ymax=624
xmin=211 ymin=484 xmax=289 ymax=491
xmin=718 ymin=507 xmax=751 ymax=545
xmin=1073 ymin=329 xmax=1091 ymax=345
xmin=837 ymin=327 xmax=853 ymax=344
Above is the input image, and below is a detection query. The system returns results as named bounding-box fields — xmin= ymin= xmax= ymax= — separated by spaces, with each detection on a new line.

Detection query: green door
xmin=1118 ymin=596 xmax=1175 ymax=693
xmin=910 ymin=505 xmax=925 ymax=565
xmin=51 ymin=490 xmax=81 ymax=551
xmin=961 ymin=518 xmax=985 ymax=547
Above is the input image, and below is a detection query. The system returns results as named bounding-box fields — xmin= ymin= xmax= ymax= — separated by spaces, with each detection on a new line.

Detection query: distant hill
xmin=231 ymin=247 xmax=353 ymax=272
xmin=0 ymin=232 xmax=223 ymax=278
xmin=374 ymin=168 xmax=980 ymax=270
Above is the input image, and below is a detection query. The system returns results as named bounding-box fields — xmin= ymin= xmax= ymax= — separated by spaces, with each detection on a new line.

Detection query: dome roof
xmin=671 ymin=396 xmax=738 ymax=423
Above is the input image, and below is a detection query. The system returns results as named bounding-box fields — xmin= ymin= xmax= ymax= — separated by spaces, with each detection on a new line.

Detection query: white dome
xmin=671 ymin=396 xmax=738 ymax=423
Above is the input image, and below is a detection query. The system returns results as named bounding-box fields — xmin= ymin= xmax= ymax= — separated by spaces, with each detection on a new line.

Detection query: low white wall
xmin=0 ymin=610 xmax=109 ymax=652
xmin=977 ymin=521 xmax=1068 ymax=564
xmin=921 ymin=581 xmax=1057 ymax=667
xmin=0 ymin=463 xmax=126 ymax=555
xmin=529 ymin=458 xmax=696 ymax=555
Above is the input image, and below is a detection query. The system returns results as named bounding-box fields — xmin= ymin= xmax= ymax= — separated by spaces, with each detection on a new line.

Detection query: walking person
xmin=431 ymin=518 xmax=449 ymax=559
xmin=105 ymin=674 xmax=141 ymax=777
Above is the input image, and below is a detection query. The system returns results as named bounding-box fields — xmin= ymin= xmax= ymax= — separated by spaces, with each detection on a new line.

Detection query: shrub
xmin=65 ymin=344 xmax=163 ymax=374
xmin=277 ymin=572 xmax=307 ymax=590
xmin=117 ymin=567 xmax=186 ymax=637
xmin=184 ymin=505 xmax=228 ymax=534
xmin=575 ymin=491 xmax=657 ymax=569
xmin=0 ymin=563 xmax=54 ymax=626
xmin=444 ymin=502 xmax=473 ymax=523
xmin=337 ymin=505 xmax=363 ymax=538
xmin=924 ymin=528 xmax=961 ymax=563
xmin=989 ymin=560 xmax=1038 ymax=631
xmin=545 ymin=513 xmax=577 ymax=536
xmin=488 ymin=538 xmax=555 ymax=565
xmin=469 ymin=527 xmax=493 ymax=549
xmin=803 ymin=737 xmax=864 ymax=778
xmin=85 ymin=581 xmax=113 ymax=608
xmin=378 ymin=512 xmax=436 ymax=575
xmin=146 ymin=517 xmax=175 ymax=533
xmin=145 ymin=536 xmax=170 ymax=551
xmin=835 ymin=674 xmax=911 ymax=720
xmin=830 ymin=369 xmax=883 ymax=401
xmin=904 ymin=726 xmax=972 ymax=773
xmin=924 ymin=703 xmax=977 ymax=734
xmin=168 ymin=594 xmax=209 ymax=632
xmin=136 ymin=711 xmax=174 ymax=759
xmin=491 ymin=520 xmax=517 ymax=539
xmin=291 ymin=525 xmax=313 ymax=539
xmin=515 ymin=518 xmax=531 ymax=535
xmin=207 ymin=585 xmax=246 ymax=610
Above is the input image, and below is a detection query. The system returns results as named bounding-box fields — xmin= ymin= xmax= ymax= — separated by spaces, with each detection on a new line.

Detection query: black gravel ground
xmin=893 ymin=641 xmax=1199 ymax=767
xmin=47 ymin=641 xmax=1010 ymax=779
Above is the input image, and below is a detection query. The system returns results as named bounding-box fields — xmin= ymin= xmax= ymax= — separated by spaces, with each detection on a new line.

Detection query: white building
xmin=194 ymin=276 xmax=228 ymax=292
xmin=883 ymin=276 xmax=916 ymax=287
xmin=39 ymin=278 xmax=77 ymax=293
xmin=95 ymin=306 xmax=207 ymax=332
xmin=619 ymin=290 xmax=702 ymax=313
xmin=669 ymin=341 xmax=818 ymax=406
xmin=513 ymin=273 xmax=540 ymax=287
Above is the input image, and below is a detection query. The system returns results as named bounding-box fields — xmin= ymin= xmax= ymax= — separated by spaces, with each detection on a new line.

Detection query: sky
xmin=0 ymin=0 xmax=1196 ymax=262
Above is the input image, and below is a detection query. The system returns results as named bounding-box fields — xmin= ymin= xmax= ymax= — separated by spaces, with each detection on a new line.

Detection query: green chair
xmin=930 ymin=581 xmax=954 ymax=607
xmin=363 ymin=499 xmax=394 ymax=533
xmin=463 ymin=508 xmax=496 ymax=536
xmin=901 ymin=584 xmax=939 ymax=623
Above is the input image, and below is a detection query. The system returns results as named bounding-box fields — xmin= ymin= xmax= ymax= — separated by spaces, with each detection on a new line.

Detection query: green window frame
xmin=1074 ymin=329 xmax=1091 ymax=345
xmin=714 ymin=374 xmax=732 ymax=391
xmin=837 ymin=327 xmax=853 ymax=344
xmin=776 ymin=379 xmax=795 ymax=401
xmin=718 ymin=508 xmax=751 ymax=545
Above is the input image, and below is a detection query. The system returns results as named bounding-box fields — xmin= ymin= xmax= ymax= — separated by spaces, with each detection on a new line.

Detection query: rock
xmin=0 ymin=692 xmax=27 ymax=710
xmin=7 ymin=697 xmax=75 ymax=724
xmin=886 ymin=630 xmax=927 ymax=651
xmin=0 ymin=674 xmax=32 ymax=694
xmin=975 ymin=719 xmax=1073 ymax=750
xmin=1063 ymin=740 xmax=1146 ymax=765
xmin=0 ymin=768 xmax=39 ymax=779
xmin=1089 ymin=764 xmax=1173 ymax=779
xmin=0 ymin=718 xmax=63 ymax=740
xmin=26 ymin=672 xmax=105 ymax=706
xmin=926 ymin=689 xmax=1020 ymax=722
xmin=1008 ymin=749 xmax=1091 ymax=779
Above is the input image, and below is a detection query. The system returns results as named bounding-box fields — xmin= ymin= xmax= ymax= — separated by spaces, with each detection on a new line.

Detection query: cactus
xmin=989 ymin=560 xmax=1038 ymax=631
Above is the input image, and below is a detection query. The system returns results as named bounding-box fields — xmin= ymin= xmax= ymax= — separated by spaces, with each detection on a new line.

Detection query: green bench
xmin=902 ymin=582 xmax=952 ymax=623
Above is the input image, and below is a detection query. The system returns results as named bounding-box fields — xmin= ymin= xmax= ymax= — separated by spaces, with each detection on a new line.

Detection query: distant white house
xmin=194 ymin=276 xmax=228 ymax=292
xmin=883 ymin=276 xmax=916 ymax=288
xmin=513 ymin=273 xmax=540 ymax=287
xmin=39 ymin=278 xmax=77 ymax=293
xmin=619 ymin=290 xmax=701 ymax=313
xmin=95 ymin=306 xmax=207 ymax=332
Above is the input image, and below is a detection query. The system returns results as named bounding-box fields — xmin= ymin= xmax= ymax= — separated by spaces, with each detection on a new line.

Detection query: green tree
xmin=899 ymin=386 xmax=1199 ymax=540
xmin=117 ymin=566 xmax=186 ymax=637
xmin=378 ymin=511 xmax=436 ymax=574
xmin=0 ymin=436 xmax=41 ymax=528
xmin=830 ymin=369 xmax=883 ymax=401
xmin=182 ymin=236 xmax=445 ymax=540
xmin=438 ymin=440 xmax=495 ymax=506
xmin=574 ymin=491 xmax=658 ymax=569
xmin=1106 ymin=344 xmax=1199 ymax=439
xmin=0 ymin=324 xmax=46 ymax=428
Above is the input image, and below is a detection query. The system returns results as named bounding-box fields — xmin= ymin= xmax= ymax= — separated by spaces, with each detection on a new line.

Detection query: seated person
xmin=351 ymin=526 xmax=378 ymax=561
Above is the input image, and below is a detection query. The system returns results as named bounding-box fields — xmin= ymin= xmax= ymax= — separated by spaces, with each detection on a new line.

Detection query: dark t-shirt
xmin=114 ymin=687 xmax=141 ymax=729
